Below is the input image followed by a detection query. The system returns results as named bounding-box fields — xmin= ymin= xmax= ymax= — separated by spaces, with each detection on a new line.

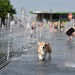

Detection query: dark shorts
xmin=61 ymin=26 xmax=64 ymax=28
xmin=66 ymin=32 xmax=72 ymax=36
xmin=66 ymin=27 xmax=74 ymax=36
xmin=54 ymin=26 xmax=58 ymax=29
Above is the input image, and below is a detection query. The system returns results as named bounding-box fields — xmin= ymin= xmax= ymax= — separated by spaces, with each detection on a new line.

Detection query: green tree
xmin=0 ymin=0 xmax=16 ymax=25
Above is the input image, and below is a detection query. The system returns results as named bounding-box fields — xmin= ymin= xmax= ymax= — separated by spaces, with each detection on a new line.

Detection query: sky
xmin=10 ymin=0 xmax=75 ymax=18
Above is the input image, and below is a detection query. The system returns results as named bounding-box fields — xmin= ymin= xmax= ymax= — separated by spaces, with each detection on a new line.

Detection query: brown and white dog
xmin=38 ymin=42 xmax=52 ymax=60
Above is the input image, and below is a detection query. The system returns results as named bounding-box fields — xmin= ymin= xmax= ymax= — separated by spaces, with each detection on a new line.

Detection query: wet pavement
xmin=0 ymin=29 xmax=75 ymax=75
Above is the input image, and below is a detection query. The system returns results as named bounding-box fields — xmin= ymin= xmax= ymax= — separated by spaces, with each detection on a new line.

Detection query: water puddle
xmin=64 ymin=62 xmax=75 ymax=68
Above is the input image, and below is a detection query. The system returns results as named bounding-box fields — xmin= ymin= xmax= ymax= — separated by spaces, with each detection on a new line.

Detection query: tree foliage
xmin=0 ymin=0 xmax=16 ymax=20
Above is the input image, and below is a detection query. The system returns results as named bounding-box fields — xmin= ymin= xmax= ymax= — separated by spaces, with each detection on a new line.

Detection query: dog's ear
xmin=48 ymin=43 xmax=50 ymax=45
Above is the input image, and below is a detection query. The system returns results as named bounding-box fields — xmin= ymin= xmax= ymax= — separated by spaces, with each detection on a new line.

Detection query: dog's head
xmin=38 ymin=42 xmax=45 ymax=49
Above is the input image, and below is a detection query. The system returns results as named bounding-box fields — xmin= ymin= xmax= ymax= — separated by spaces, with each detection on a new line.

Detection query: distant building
xmin=31 ymin=11 xmax=75 ymax=29
xmin=32 ymin=11 xmax=75 ymax=22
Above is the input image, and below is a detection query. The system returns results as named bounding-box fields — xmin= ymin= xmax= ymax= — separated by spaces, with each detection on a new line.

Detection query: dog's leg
xmin=39 ymin=54 xmax=43 ymax=60
xmin=44 ymin=53 xmax=46 ymax=59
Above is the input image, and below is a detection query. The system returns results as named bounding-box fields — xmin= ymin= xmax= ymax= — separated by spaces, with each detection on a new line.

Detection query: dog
xmin=38 ymin=42 xmax=52 ymax=60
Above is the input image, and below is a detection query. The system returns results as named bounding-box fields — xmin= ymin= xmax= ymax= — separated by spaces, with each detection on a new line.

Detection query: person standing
xmin=53 ymin=22 xmax=58 ymax=32
xmin=49 ymin=21 xmax=53 ymax=32
xmin=60 ymin=22 xmax=65 ymax=31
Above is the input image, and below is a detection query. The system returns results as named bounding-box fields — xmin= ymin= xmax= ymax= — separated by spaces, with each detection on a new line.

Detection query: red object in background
xmin=68 ymin=13 xmax=73 ymax=20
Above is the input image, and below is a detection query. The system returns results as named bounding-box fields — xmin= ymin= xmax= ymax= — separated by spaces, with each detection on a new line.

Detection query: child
xmin=30 ymin=26 xmax=34 ymax=38
xmin=63 ymin=24 xmax=75 ymax=41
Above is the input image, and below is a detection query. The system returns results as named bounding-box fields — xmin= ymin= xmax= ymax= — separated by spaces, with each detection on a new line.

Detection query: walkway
xmin=0 ymin=30 xmax=75 ymax=75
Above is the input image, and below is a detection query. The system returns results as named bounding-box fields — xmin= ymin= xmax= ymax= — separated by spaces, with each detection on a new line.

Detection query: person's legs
xmin=68 ymin=36 xmax=72 ymax=41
